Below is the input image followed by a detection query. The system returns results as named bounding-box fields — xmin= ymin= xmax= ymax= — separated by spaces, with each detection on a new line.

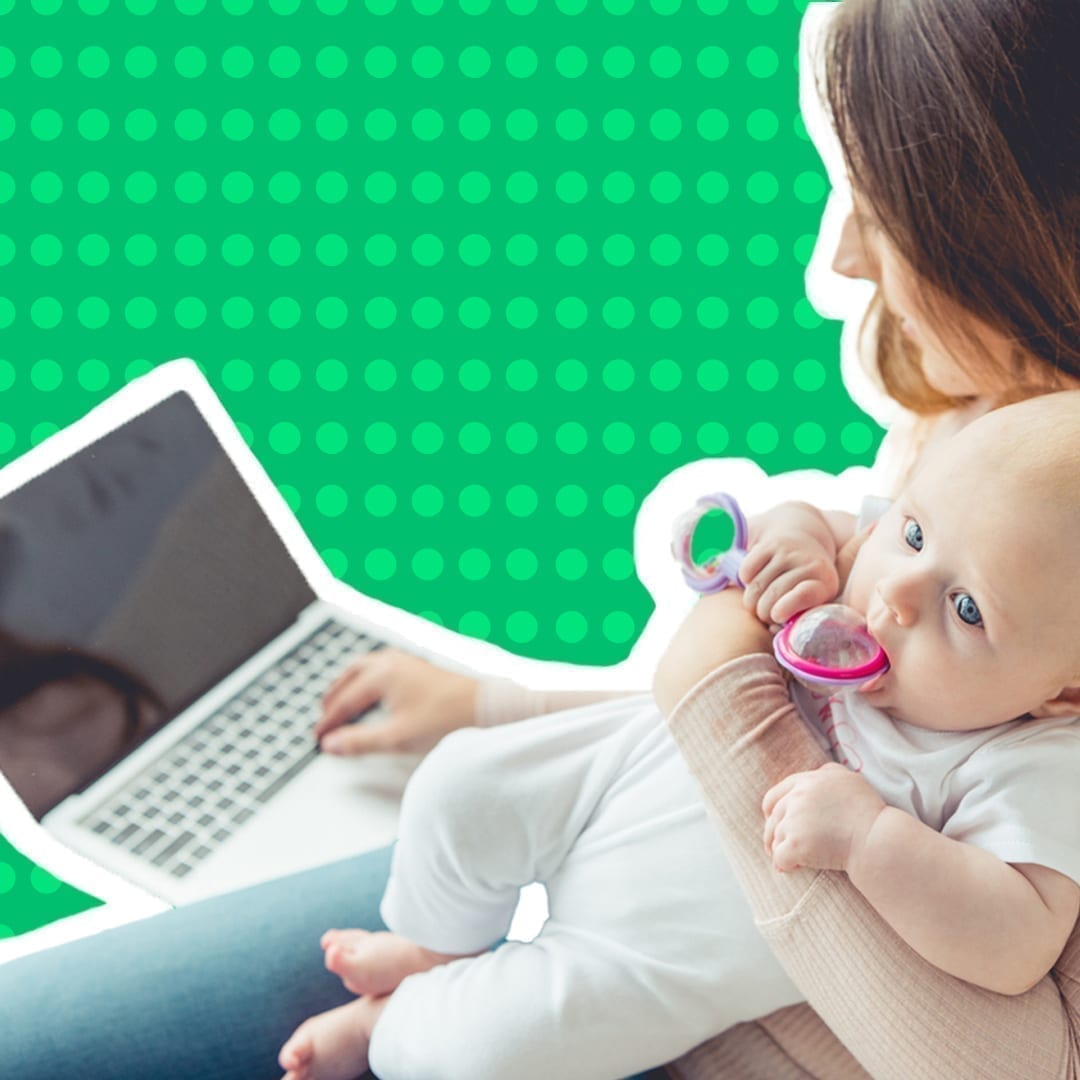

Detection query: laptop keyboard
xmin=79 ymin=618 xmax=383 ymax=880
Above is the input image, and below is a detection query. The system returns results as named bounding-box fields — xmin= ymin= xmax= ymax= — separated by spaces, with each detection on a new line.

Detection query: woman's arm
xmin=653 ymin=588 xmax=773 ymax=717
xmin=665 ymin=644 xmax=1080 ymax=1077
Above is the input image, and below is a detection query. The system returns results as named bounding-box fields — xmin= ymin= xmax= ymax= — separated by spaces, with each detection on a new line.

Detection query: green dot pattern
xmin=0 ymin=836 xmax=104 ymax=938
xmin=0 ymin=0 xmax=880 ymax=930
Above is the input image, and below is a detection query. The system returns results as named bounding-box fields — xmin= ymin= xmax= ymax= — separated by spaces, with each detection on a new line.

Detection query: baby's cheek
xmin=909 ymin=664 xmax=983 ymax=732
xmin=840 ymin=563 xmax=871 ymax=614
xmin=889 ymin=650 xmax=948 ymax=728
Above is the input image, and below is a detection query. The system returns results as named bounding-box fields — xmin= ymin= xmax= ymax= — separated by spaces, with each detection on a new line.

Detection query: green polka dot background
xmin=0 ymin=0 xmax=878 ymax=662
xmin=1 ymin=0 xmax=884 ymax=933
xmin=0 ymin=835 xmax=103 ymax=939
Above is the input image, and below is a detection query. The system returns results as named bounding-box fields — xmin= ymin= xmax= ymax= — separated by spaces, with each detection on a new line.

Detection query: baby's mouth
xmin=857 ymin=667 xmax=889 ymax=695
xmin=858 ymin=619 xmax=891 ymax=695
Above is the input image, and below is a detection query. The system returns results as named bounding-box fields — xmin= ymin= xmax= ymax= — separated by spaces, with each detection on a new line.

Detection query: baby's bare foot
xmin=278 ymin=997 xmax=373 ymax=1080
xmin=321 ymin=928 xmax=468 ymax=996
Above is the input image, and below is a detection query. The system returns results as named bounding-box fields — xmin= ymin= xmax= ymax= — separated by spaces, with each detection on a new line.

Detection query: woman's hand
xmin=313 ymin=648 xmax=480 ymax=756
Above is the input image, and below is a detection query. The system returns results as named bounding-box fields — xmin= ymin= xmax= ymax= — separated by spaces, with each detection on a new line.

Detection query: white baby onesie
xmin=368 ymin=694 xmax=805 ymax=1080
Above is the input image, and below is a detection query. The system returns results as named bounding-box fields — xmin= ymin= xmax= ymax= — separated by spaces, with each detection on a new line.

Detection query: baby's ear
xmin=1029 ymin=684 xmax=1080 ymax=719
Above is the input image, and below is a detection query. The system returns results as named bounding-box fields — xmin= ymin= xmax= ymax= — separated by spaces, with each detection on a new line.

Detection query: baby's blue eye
xmin=954 ymin=593 xmax=983 ymax=627
xmin=903 ymin=518 xmax=924 ymax=551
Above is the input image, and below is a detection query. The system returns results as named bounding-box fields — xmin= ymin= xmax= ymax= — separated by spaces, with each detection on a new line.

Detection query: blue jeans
xmin=0 ymin=844 xmax=670 ymax=1079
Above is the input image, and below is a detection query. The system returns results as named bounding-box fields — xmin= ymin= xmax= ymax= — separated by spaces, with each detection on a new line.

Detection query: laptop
xmin=0 ymin=359 xmax=485 ymax=907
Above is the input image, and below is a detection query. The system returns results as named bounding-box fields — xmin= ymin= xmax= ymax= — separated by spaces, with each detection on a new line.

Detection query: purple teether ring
xmin=671 ymin=492 xmax=749 ymax=594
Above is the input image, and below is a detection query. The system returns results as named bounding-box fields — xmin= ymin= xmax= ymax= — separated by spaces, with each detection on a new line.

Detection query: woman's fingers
xmin=315 ymin=651 xmax=392 ymax=737
xmin=319 ymin=717 xmax=400 ymax=756
xmin=314 ymin=647 xmax=480 ymax=757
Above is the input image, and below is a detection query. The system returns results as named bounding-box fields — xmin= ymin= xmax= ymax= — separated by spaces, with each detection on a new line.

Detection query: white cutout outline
xmin=0 ymin=1 xmax=892 ymax=962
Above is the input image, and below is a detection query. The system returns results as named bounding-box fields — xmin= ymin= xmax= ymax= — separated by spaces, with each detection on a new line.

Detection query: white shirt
xmin=792 ymin=679 xmax=1080 ymax=886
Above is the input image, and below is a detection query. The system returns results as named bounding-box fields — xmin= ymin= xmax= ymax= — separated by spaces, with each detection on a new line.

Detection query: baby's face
xmin=842 ymin=430 xmax=1080 ymax=731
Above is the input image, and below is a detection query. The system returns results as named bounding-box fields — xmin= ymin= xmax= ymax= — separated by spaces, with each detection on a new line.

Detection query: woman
xmin=1 ymin=0 xmax=1077 ymax=1076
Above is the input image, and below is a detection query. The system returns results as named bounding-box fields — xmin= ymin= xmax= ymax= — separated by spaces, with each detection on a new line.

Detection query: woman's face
xmin=831 ymin=196 xmax=1025 ymax=399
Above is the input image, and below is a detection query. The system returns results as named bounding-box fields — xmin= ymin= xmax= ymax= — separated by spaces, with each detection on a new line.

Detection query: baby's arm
xmin=763 ymin=763 xmax=1080 ymax=995
xmin=740 ymin=503 xmax=857 ymax=625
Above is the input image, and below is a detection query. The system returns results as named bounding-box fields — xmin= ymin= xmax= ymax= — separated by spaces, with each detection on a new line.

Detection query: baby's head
xmin=843 ymin=391 xmax=1080 ymax=731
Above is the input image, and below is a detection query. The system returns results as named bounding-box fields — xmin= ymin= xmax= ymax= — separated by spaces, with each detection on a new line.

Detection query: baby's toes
xmin=279 ymin=1023 xmax=316 ymax=1076
xmin=324 ymin=943 xmax=367 ymax=995
xmin=320 ymin=928 xmax=372 ymax=952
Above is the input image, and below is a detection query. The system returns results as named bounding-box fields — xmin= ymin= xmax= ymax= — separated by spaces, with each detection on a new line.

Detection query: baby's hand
xmin=739 ymin=503 xmax=841 ymax=625
xmin=762 ymin=763 xmax=885 ymax=873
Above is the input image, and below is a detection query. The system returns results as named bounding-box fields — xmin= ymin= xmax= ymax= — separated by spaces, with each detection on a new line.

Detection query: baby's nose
xmin=877 ymin=576 xmax=920 ymax=627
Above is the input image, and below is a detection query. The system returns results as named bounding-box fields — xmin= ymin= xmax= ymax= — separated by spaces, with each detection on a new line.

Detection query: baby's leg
xmin=319 ymin=928 xmax=473 ymax=996
xmin=366 ymin=920 xmax=721 ymax=1080
xmin=321 ymin=927 xmax=487 ymax=997
xmin=281 ymin=931 xmax=487 ymax=1078
xmin=278 ymin=994 xmax=386 ymax=1080
xmin=381 ymin=701 xmax=654 ymax=955
xmin=368 ymin=702 xmax=803 ymax=1079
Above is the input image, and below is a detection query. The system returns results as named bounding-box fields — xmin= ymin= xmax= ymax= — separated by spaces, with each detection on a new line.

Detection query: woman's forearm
xmin=667 ymin=658 xmax=1078 ymax=1078
xmin=476 ymin=682 xmax=637 ymax=727
xmin=653 ymin=588 xmax=773 ymax=719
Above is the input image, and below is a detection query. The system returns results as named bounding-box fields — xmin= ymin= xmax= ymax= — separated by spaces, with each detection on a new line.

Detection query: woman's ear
xmin=1029 ymin=684 xmax=1080 ymax=719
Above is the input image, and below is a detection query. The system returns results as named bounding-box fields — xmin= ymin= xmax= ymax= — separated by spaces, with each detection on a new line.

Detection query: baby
xmin=279 ymin=392 xmax=1080 ymax=1080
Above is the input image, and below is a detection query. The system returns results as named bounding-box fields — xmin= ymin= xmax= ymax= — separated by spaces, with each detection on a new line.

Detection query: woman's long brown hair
xmin=822 ymin=0 xmax=1079 ymax=413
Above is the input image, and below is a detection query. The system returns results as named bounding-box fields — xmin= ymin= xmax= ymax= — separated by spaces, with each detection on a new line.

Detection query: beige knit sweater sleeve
xmin=667 ymin=653 xmax=1080 ymax=1080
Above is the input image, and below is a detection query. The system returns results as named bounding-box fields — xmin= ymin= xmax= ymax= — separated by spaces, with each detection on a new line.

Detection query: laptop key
xmin=255 ymin=745 xmax=318 ymax=806
xmin=132 ymin=829 xmax=165 ymax=857
xmin=113 ymin=822 xmax=142 ymax=847
xmin=153 ymin=830 xmax=196 ymax=866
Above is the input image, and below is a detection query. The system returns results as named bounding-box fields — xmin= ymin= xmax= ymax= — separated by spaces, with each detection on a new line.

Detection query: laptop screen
xmin=0 ymin=391 xmax=317 ymax=817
